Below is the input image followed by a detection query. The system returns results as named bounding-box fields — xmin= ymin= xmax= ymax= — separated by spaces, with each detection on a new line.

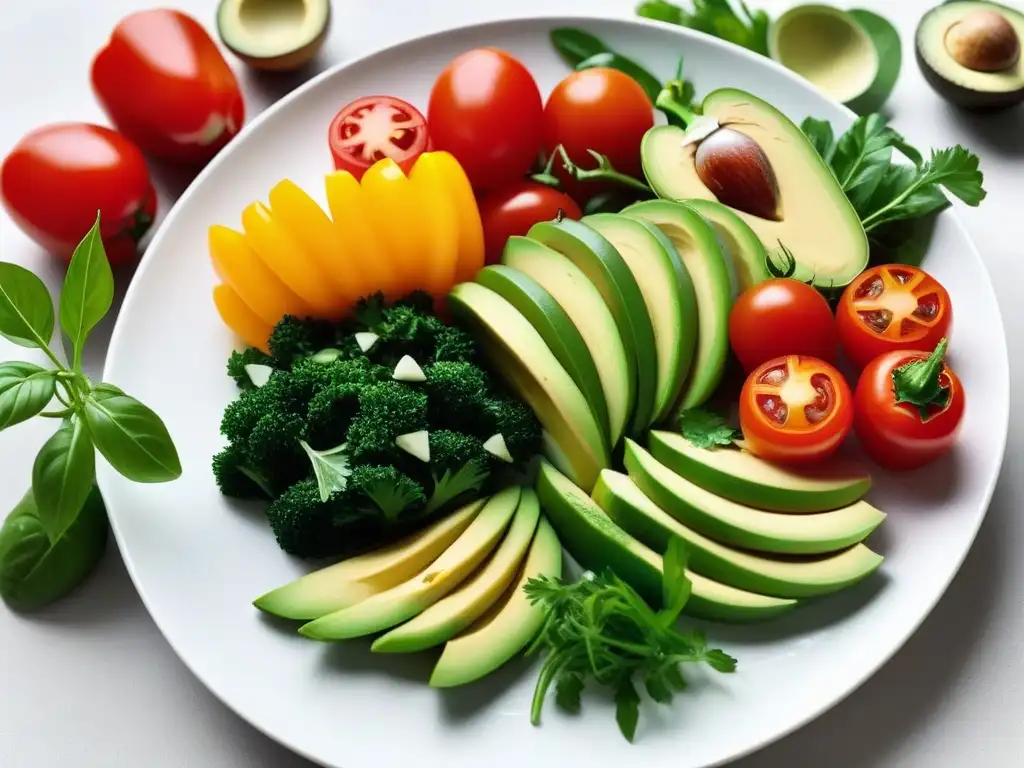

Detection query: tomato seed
xmin=858 ymin=309 xmax=892 ymax=333
xmin=856 ymin=276 xmax=883 ymax=299
xmin=914 ymin=293 xmax=939 ymax=320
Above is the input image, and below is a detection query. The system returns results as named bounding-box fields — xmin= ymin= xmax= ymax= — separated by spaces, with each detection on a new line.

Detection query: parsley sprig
xmin=678 ymin=408 xmax=740 ymax=449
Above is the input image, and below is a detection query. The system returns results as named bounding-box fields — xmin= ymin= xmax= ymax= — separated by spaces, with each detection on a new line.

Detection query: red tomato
xmin=854 ymin=340 xmax=965 ymax=471
xmin=478 ymin=182 xmax=582 ymax=264
xmin=428 ymin=48 xmax=544 ymax=192
xmin=837 ymin=264 xmax=952 ymax=369
xmin=739 ymin=355 xmax=854 ymax=465
xmin=543 ymin=68 xmax=653 ymax=202
xmin=1 ymin=124 xmax=156 ymax=265
xmin=328 ymin=96 xmax=431 ymax=181
xmin=91 ymin=10 xmax=245 ymax=165
xmin=729 ymin=278 xmax=836 ymax=372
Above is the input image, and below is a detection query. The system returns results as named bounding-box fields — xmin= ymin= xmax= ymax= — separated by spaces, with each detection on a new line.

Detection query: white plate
xmin=98 ymin=16 xmax=1009 ymax=768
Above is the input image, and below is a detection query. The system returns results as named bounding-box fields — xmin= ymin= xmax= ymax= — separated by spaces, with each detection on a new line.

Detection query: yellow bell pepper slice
xmin=241 ymin=201 xmax=339 ymax=318
xmin=268 ymin=180 xmax=366 ymax=312
xmin=430 ymin=151 xmax=484 ymax=283
xmin=208 ymin=224 xmax=312 ymax=326
xmin=325 ymin=170 xmax=401 ymax=301
xmin=408 ymin=153 xmax=459 ymax=297
xmin=213 ymin=284 xmax=273 ymax=353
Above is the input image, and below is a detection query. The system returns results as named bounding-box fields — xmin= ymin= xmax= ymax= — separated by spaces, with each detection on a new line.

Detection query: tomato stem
xmin=655 ymin=83 xmax=697 ymax=127
xmin=555 ymin=145 xmax=651 ymax=194
xmin=892 ymin=338 xmax=951 ymax=420
xmin=530 ymin=151 xmax=562 ymax=189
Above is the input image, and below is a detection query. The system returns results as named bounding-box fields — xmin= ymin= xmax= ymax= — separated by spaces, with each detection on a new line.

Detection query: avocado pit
xmin=693 ymin=128 xmax=781 ymax=222
xmin=944 ymin=10 xmax=1020 ymax=71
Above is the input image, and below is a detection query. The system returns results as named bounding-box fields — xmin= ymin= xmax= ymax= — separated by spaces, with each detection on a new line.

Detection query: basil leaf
xmin=550 ymin=28 xmax=608 ymax=66
xmin=32 ymin=419 xmax=95 ymax=540
xmin=845 ymin=146 xmax=893 ymax=213
xmin=800 ymin=117 xmax=836 ymax=164
xmin=576 ymin=52 xmax=662 ymax=103
xmin=0 ymin=262 xmax=55 ymax=349
xmin=636 ymin=0 xmax=687 ymax=24
xmin=0 ymin=486 xmax=108 ymax=612
xmin=59 ymin=214 xmax=114 ymax=370
xmin=82 ymin=389 xmax=181 ymax=482
xmin=0 ymin=362 xmax=56 ymax=431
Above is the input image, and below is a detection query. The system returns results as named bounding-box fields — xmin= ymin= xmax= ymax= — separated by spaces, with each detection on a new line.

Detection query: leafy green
xmin=82 ymin=388 xmax=181 ymax=483
xmin=427 ymin=462 xmax=489 ymax=514
xmin=577 ymin=52 xmax=662 ymax=103
xmin=637 ymin=0 xmax=770 ymax=55
xmin=0 ymin=362 xmax=56 ymax=430
xmin=677 ymin=408 xmax=739 ymax=449
xmin=300 ymin=440 xmax=352 ymax=502
xmin=525 ymin=539 xmax=736 ymax=742
xmin=0 ymin=262 xmax=55 ymax=350
xmin=59 ymin=212 xmax=114 ymax=371
xmin=360 ymin=466 xmax=427 ymax=522
xmin=32 ymin=418 xmax=95 ymax=540
xmin=549 ymin=28 xmax=663 ymax=103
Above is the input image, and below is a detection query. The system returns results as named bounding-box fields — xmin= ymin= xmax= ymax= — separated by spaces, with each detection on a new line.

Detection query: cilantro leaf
xmin=660 ymin=538 xmax=691 ymax=624
xmin=800 ymin=117 xmax=836 ymax=165
xmin=363 ymin=471 xmax=424 ymax=522
xmin=555 ymin=672 xmax=585 ymax=713
xmin=637 ymin=0 xmax=769 ymax=55
xmin=425 ymin=460 xmax=489 ymax=514
xmin=678 ymin=408 xmax=739 ymax=449
xmin=615 ymin=678 xmax=641 ymax=742
xmin=300 ymin=441 xmax=351 ymax=502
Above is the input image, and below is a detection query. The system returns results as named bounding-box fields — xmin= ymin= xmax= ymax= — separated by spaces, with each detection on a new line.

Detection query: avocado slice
xmin=298 ymin=487 xmax=520 ymax=640
xmin=683 ymin=199 xmax=770 ymax=292
xmin=430 ymin=516 xmax=562 ymax=688
xmin=582 ymin=213 xmax=698 ymax=424
xmin=620 ymin=200 xmax=733 ymax=410
xmin=372 ymin=488 xmax=540 ymax=653
xmin=916 ymin=1 xmax=1024 ymax=111
xmin=527 ymin=219 xmax=658 ymax=435
xmin=649 ymin=430 xmax=871 ymax=513
xmin=624 ymin=441 xmax=885 ymax=555
xmin=502 ymin=237 xmax=630 ymax=445
xmin=475 ymin=262 xmax=610 ymax=443
xmin=448 ymin=282 xmax=609 ymax=491
xmin=536 ymin=459 xmax=798 ymax=623
xmin=593 ymin=471 xmax=883 ymax=599
xmin=217 ymin=0 xmax=330 ymax=72
xmin=253 ymin=498 xmax=486 ymax=620
xmin=641 ymin=89 xmax=869 ymax=288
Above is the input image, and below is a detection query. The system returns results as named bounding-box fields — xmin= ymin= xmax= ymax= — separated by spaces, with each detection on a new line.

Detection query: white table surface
xmin=1 ymin=0 xmax=1021 ymax=765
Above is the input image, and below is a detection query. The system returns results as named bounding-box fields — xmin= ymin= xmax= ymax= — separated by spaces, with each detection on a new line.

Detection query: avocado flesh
xmin=503 ymin=237 xmax=630 ymax=445
xmin=641 ymin=89 xmax=869 ymax=288
xmin=536 ymin=459 xmax=798 ymax=623
xmin=448 ymin=282 xmax=608 ymax=491
xmin=624 ymin=441 xmax=885 ymax=555
xmin=649 ymin=431 xmax=872 ymax=513
xmin=916 ymin=1 xmax=1024 ymax=110
xmin=430 ymin=516 xmax=562 ymax=687
xmin=527 ymin=219 xmax=659 ymax=435
xmin=217 ymin=0 xmax=330 ymax=70
xmin=478 ymin=257 xmax=610 ymax=443
xmin=253 ymin=498 xmax=485 ymax=620
xmin=593 ymin=471 xmax=882 ymax=599
xmin=620 ymin=200 xmax=733 ymax=411
xmin=373 ymin=488 xmax=540 ymax=653
xmin=298 ymin=487 xmax=520 ymax=640
xmin=582 ymin=213 xmax=697 ymax=424
xmin=683 ymin=200 xmax=770 ymax=292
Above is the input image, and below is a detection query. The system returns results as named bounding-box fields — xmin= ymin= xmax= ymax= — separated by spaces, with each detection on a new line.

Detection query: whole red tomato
xmin=739 ymin=355 xmax=854 ymax=465
xmin=854 ymin=339 xmax=965 ymax=471
xmin=91 ymin=10 xmax=245 ymax=165
xmin=729 ymin=278 xmax=836 ymax=372
xmin=328 ymin=96 xmax=431 ymax=181
xmin=428 ymin=48 xmax=543 ymax=192
xmin=478 ymin=181 xmax=582 ymax=264
xmin=837 ymin=264 xmax=953 ymax=369
xmin=543 ymin=68 xmax=653 ymax=202
xmin=1 ymin=124 xmax=156 ymax=265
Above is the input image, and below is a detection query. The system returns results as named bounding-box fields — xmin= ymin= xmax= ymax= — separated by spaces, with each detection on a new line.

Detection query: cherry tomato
xmin=328 ymin=96 xmax=431 ymax=181
xmin=739 ymin=355 xmax=854 ymax=465
xmin=729 ymin=278 xmax=836 ymax=372
xmin=91 ymin=9 xmax=245 ymax=165
xmin=428 ymin=48 xmax=544 ymax=192
xmin=543 ymin=68 xmax=653 ymax=202
xmin=854 ymin=340 xmax=965 ymax=471
xmin=478 ymin=181 xmax=582 ymax=265
xmin=837 ymin=264 xmax=952 ymax=369
xmin=1 ymin=124 xmax=156 ymax=265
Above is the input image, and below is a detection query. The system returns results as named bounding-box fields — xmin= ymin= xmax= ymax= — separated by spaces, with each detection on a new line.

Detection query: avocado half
xmin=217 ymin=0 xmax=330 ymax=72
xmin=916 ymin=1 xmax=1024 ymax=110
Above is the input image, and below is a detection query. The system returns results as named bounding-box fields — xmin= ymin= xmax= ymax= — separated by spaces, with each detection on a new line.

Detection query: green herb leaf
xmin=660 ymin=538 xmax=691 ymax=623
xmin=555 ymin=672 xmax=585 ymax=713
xmin=832 ymin=114 xmax=899 ymax=191
xmin=644 ymin=667 xmax=674 ymax=704
xmin=576 ymin=51 xmax=662 ymax=103
xmin=645 ymin=0 xmax=770 ymax=55
xmin=550 ymin=27 xmax=608 ymax=66
xmin=300 ymin=440 xmax=352 ymax=502
xmin=364 ymin=474 xmax=426 ymax=522
xmin=0 ymin=362 xmax=56 ymax=431
xmin=82 ymin=388 xmax=181 ymax=482
xmin=615 ymin=678 xmax=641 ymax=742
xmin=636 ymin=0 xmax=687 ymax=24
xmin=59 ymin=213 xmax=114 ymax=371
xmin=426 ymin=461 xmax=489 ymax=514
xmin=0 ymin=262 xmax=55 ymax=350
xmin=801 ymin=117 xmax=836 ymax=164
xmin=704 ymin=649 xmax=739 ymax=673
xmin=663 ymin=663 xmax=687 ymax=692
xmin=32 ymin=418 xmax=95 ymax=541
xmin=678 ymin=408 xmax=739 ymax=449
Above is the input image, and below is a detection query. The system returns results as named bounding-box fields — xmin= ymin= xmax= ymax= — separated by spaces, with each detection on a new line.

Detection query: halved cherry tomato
xmin=1 ymin=123 xmax=155 ymax=265
xmin=739 ymin=355 xmax=854 ymax=465
xmin=478 ymin=181 xmax=582 ymax=265
xmin=837 ymin=264 xmax=952 ymax=369
xmin=854 ymin=340 xmax=965 ymax=471
xmin=729 ymin=278 xmax=836 ymax=372
xmin=91 ymin=10 xmax=244 ymax=165
xmin=328 ymin=96 xmax=430 ymax=181
xmin=428 ymin=48 xmax=544 ymax=192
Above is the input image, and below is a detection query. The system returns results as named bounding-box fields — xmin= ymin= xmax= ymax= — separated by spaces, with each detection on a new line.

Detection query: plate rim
xmin=98 ymin=14 xmax=1011 ymax=768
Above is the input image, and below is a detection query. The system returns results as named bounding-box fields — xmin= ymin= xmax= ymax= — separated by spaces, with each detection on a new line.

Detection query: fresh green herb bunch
xmin=0 ymin=215 xmax=181 ymax=612
xmin=212 ymin=292 xmax=542 ymax=559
